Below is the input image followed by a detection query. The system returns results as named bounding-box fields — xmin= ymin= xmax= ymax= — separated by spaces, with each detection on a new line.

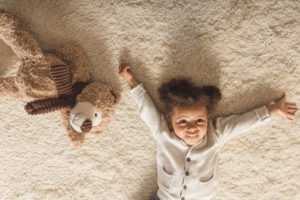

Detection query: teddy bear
xmin=0 ymin=10 xmax=120 ymax=143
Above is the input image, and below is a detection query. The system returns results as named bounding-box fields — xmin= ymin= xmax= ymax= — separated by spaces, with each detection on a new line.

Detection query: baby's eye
xmin=196 ymin=119 xmax=206 ymax=124
xmin=177 ymin=120 xmax=187 ymax=125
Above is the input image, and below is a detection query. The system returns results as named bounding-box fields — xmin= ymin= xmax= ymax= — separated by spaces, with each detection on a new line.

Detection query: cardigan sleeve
xmin=214 ymin=106 xmax=271 ymax=145
xmin=130 ymin=83 xmax=164 ymax=140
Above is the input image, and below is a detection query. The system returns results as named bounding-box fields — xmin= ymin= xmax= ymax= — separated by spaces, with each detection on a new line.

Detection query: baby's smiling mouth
xmin=186 ymin=132 xmax=199 ymax=138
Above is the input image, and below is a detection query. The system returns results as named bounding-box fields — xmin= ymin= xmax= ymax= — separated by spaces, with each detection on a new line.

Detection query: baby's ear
xmin=201 ymin=85 xmax=222 ymax=105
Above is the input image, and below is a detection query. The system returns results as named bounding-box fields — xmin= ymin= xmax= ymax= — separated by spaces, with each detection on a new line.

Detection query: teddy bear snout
xmin=80 ymin=119 xmax=92 ymax=133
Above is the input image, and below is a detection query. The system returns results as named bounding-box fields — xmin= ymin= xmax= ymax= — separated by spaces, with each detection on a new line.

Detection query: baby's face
xmin=171 ymin=100 xmax=208 ymax=146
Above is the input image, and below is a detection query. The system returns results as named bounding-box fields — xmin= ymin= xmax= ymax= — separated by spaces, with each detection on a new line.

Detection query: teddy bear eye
xmin=94 ymin=113 xmax=98 ymax=117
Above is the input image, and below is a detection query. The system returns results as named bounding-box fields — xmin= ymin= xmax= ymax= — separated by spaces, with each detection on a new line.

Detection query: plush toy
xmin=0 ymin=10 xmax=120 ymax=143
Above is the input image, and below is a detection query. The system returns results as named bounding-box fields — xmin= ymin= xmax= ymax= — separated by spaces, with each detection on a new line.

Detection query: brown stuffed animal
xmin=0 ymin=10 xmax=120 ymax=143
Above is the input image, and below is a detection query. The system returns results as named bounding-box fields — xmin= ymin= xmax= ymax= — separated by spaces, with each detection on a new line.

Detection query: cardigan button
xmin=185 ymin=171 xmax=189 ymax=176
xmin=186 ymin=157 xmax=191 ymax=162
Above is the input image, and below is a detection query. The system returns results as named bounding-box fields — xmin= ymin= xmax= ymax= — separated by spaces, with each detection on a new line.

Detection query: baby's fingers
xmin=287 ymin=104 xmax=298 ymax=111
xmin=286 ymin=102 xmax=297 ymax=108
xmin=286 ymin=113 xmax=296 ymax=120
xmin=282 ymin=108 xmax=296 ymax=120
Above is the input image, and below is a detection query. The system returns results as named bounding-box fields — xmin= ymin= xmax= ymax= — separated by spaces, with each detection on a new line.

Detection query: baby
xmin=119 ymin=64 xmax=298 ymax=200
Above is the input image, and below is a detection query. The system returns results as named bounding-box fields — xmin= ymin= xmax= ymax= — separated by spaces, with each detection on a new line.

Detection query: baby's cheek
xmin=173 ymin=126 xmax=186 ymax=139
xmin=200 ymin=126 xmax=208 ymax=136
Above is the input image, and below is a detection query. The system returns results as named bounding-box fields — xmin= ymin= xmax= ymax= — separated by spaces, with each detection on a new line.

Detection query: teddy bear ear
xmin=68 ymin=129 xmax=85 ymax=144
xmin=110 ymin=90 xmax=121 ymax=104
xmin=201 ymin=85 xmax=222 ymax=104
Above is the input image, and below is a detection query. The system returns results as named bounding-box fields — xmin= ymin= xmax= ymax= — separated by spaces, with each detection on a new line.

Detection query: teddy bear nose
xmin=80 ymin=119 xmax=92 ymax=133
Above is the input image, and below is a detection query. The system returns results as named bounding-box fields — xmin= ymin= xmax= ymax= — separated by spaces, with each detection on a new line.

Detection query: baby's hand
xmin=119 ymin=63 xmax=139 ymax=88
xmin=119 ymin=63 xmax=133 ymax=82
xmin=267 ymin=94 xmax=298 ymax=120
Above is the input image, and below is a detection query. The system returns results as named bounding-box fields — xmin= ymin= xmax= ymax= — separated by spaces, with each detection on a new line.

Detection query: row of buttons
xmin=181 ymin=157 xmax=191 ymax=200
xmin=185 ymin=157 xmax=191 ymax=176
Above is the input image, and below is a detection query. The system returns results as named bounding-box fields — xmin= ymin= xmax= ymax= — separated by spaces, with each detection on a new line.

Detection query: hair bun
xmin=158 ymin=78 xmax=222 ymax=114
xmin=201 ymin=85 xmax=222 ymax=105
xmin=159 ymin=78 xmax=200 ymax=105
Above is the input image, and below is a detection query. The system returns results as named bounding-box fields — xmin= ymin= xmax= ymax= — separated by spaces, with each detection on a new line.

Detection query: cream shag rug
xmin=0 ymin=0 xmax=299 ymax=200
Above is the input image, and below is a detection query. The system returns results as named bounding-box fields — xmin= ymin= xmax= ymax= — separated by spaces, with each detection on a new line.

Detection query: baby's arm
xmin=119 ymin=64 xmax=162 ymax=139
xmin=214 ymin=94 xmax=298 ymax=144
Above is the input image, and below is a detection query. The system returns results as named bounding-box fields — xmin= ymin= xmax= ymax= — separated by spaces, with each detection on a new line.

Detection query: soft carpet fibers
xmin=0 ymin=1 xmax=299 ymax=200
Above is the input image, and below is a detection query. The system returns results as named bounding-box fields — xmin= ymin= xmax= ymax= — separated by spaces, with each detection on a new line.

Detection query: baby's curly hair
xmin=158 ymin=78 xmax=222 ymax=117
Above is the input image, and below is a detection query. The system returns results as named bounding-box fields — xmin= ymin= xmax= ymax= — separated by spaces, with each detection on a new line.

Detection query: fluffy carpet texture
xmin=0 ymin=0 xmax=299 ymax=200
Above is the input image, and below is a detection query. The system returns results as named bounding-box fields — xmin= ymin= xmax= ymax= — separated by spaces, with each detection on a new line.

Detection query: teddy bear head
xmin=67 ymin=81 xmax=120 ymax=141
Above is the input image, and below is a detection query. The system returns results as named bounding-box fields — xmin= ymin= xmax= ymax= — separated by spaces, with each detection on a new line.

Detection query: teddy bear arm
xmin=0 ymin=10 xmax=43 ymax=60
xmin=0 ymin=76 xmax=24 ymax=99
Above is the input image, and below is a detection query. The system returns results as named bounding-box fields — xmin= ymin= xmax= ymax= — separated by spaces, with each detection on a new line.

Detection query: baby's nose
xmin=187 ymin=122 xmax=198 ymax=130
